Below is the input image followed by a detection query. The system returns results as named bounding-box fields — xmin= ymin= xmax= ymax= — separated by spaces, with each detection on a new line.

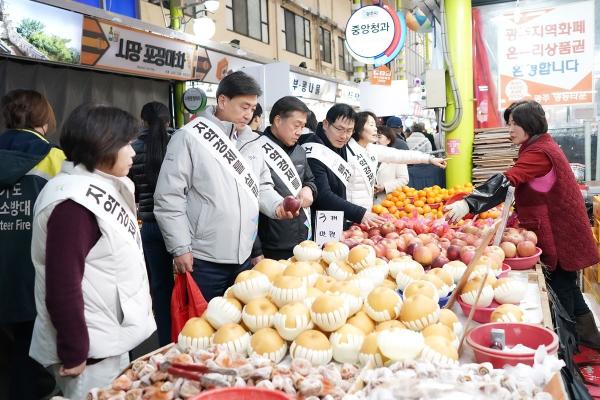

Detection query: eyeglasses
xmin=330 ymin=123 xmax=354 ymax=135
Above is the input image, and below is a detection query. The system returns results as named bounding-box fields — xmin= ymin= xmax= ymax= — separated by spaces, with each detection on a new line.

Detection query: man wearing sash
xmin=302 ymin=104 xmax=385 ymax=227
xmin=242 ymin=96 xmax=317 ymax=260
xmin=30 ymin=105 xmax=156 ymax=399
xmin=154 ymin=71 xmax=293 ymax=301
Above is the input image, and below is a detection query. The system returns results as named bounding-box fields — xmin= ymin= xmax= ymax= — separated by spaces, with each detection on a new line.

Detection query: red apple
xmin=500 ymin=241 xmax=517 ymax=258
xmin=462 ymin=225 xmax=482 ymax=236
xmin=402 ymin=228 xmax=417 ymax=237
xmin=370 ymin=235 xmax=383 ymax=243
xmin=517 ymin=240 xmax=537 ymax=257
xmin=431 ymin=255 xmax=450 ymax=269
xmin=460 ymin=246 xmax=476 ymax=264
xmin=406 ymin=242 xmax=419 ymax=256
xmin=380 ymin=222 xmax=396 ymax=236
xmin=418 ymin=233 xmax=433 ymax=245
xmin=438 ymin=238 xmax=451 ymax=250
xmin=283 ymin=195 xmax=301 ymax=213
xmin=522 ymin=230 xmax=538 ymax=245
xmin=385 ymin=232 xmax=400 ymax=240
xmin=342 ymin=239 xmax=360 ymax=249
xmin=450 ymin=239 xmax=467 ymax=247
xmin=464 ymin=233 xmax=478 ymax=245
xmin=374 ymin=244 xmax=386 ymax=258
xmin=505 ymin=233 xmax=524 ymax=245
xmin=368 ymin=228 xmax=381 ymax=238
xmin=413 ymin=245 xmax=434 ymax=267
xmin=362 ymin=239 xmax=375 ymax=247
xmin=385 ymin=248 xmax=401 ymax=260
xmin=380 ymin=238 xmax=397 ymax=249
xmin=349 ymin=225 xmax=362 ymax=232
xmin=394 ymin=219 xmax=406 ymax=231
xmin=453 ymin=231 xmax=467 ymax=241
xmin=396 ymin=237 xmax=408 ymax=252
xmin=425 ymin=242 xmax=441 ymax=260
xmin=447 ymin=245 xmax=462 ymax=261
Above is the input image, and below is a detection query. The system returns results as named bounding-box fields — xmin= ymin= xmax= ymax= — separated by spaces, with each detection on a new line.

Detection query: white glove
xmin=444 ymin=200 xmax=470 ymax=224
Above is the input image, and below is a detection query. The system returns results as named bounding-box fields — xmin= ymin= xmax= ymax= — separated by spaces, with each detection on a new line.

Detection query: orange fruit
xmin=414 ymin=200 xmax=425 ymax=207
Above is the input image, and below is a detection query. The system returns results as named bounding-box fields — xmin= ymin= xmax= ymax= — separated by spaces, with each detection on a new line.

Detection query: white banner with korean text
xmin=290 ymin=72 xmax=338 ymax=102
xmin=497 ymin=1 xmax=594 ymax=107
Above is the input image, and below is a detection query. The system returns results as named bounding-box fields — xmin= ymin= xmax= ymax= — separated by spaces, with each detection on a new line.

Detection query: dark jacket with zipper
xmin=249 ymin=127 xmax=317 ymax=254
xmin=303 ymin=123 xmax=367 ymax=224
xmin=129 ymin=129 xmax=172 ymax=222
xmin=0 ymin=129 xmax=64 ymax=323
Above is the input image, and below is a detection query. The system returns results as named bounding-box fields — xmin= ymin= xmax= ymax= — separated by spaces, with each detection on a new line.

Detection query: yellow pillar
xmin=170 ymin=3 xmax=185 ymax=128
xmin=444 ymin=0 xmax=474 ymax=186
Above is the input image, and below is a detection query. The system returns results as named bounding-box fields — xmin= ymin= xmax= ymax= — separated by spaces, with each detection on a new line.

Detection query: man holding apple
xmin=154 ymin=71 xmax=295 ymax=301
xmin=241 ymin=96 xmax=318 ymax=260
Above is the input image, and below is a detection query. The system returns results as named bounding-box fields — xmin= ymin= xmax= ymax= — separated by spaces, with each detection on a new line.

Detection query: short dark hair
xmin=269 ymin=96 xmax=310 ymax=124
xmin=251 ymin=103 xmax=263 ymax=121
xmin=503 ymin=100 xmax=548 ymax=136
xmin=378 ymin=125 xmax=396 ymax=146
xmin=352 ymin=111 xmax=377 ymax=141
xmin=325 ymin=103 xmax=356 ymax=124
xmin=216 ymin=71 xmax=263 ymax=100
xmin=61 ymin=104 xmax=139 ymax=172
xmin=1 ymin=89 xmax=56 ymax=131
xmin=305 ymin=110 xmax=318 ymax=132
xmin=411 ymin=122 xmax=425 ymax=133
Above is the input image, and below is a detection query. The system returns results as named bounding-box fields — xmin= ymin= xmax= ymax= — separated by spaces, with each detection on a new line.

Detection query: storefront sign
xmin=344 ymin=3 xmax=406 ymax=66
xmin=369 ymin=66 xmax=392 ymax=85
xmin=182 ymin=87 xmax=207 ymax=113
xmin=194 ymin=48 xmax=261 ymax=84
xmin=315 ymin=211 xmax=344 ymax=246
xmin=497 ymin=1 xmax=594 ymax=107
xmin=80 ymin=17 xmax=196 ymax=80
xmin=290 ymin=72 xmax=337 ymax=103
xmin=336 ymin=84 xmax=361 ymax=107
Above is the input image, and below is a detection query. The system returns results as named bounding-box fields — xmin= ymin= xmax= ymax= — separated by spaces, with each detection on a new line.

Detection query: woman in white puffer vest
xmin=346 ymin=111 xmax=447 ymax=211
xmin=30 ymin=104 xmax=156 ymax=400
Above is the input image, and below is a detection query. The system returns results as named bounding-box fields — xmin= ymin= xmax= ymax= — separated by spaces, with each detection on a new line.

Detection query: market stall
xmin=81 ymin=190 xmax=570 ymax=399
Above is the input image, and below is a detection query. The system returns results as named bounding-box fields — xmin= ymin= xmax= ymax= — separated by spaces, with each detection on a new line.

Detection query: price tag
xmin=315 ymin=210 xmax=344 ymax=247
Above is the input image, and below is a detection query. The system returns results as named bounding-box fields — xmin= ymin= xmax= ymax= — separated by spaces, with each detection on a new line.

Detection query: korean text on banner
xmin=81 ymin=17 xmax=196 ymax=80
xmin=497 ymin=1 xmax=594 ymax=107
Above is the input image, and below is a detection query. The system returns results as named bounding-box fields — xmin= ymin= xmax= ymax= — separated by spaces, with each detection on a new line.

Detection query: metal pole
xmin=585 ymin=120 xmax=591 ymax=181
xmin=170 ymin=2 xmax=185 ymax=128
xmin=443 ymin=0 xmax=474 ymax=186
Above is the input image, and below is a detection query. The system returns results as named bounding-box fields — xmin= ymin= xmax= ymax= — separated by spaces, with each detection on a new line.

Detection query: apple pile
xmin=499 ymin=227 xmax=538 ymax=258
xmin=341 ymin=215 xmax=508 ymax=270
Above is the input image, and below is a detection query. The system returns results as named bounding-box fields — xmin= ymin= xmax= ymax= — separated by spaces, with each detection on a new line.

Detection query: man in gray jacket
xmin=154 ymin=71 xmax=294 ymax=301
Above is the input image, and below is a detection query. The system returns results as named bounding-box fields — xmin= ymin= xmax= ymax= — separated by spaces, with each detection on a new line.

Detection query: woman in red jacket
xmin=445 ymin=100 xmax=600 ymax=349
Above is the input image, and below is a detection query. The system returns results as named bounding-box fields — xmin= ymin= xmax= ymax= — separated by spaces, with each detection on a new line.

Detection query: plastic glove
xmin=444 ymin=200 xmax=470 ymax=224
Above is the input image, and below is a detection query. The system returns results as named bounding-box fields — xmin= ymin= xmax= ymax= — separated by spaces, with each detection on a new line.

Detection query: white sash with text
xmin=347 ymin=138 xmax=377 ymax=188
xmin=39 ymin=175 xmax=143 ymax=254
xmin=185 ymin=116 xmax=259 ymax=211
xmin=302 ymin=142 xmax=351 ymax=188
xmin=258 ymin=136 xmax=311 ymax=238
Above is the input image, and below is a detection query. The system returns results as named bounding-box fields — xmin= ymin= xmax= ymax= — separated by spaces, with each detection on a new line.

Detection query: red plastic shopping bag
xmin=170 ymin=272 xmax=208 ymax=342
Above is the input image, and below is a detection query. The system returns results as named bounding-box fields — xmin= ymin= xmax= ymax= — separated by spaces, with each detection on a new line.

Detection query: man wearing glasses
xmin=301 ymin=104 xmax=385 ymax=228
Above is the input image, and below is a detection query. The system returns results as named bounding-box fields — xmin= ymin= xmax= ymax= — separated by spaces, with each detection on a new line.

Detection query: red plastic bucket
xmin=190 ymin=388 xmax=291 ymax=400
xmin=466 ymin=322 xmax=559 ymax=368
xmin=503 ymin=247 xmax=542 ymax=270
xmin=457 ymin=298 xmax=500 ymax=323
